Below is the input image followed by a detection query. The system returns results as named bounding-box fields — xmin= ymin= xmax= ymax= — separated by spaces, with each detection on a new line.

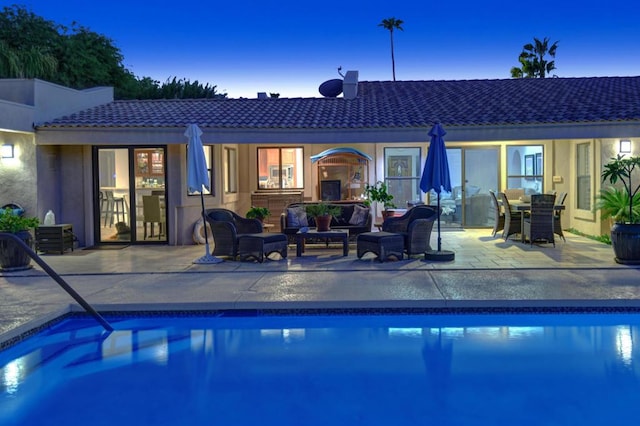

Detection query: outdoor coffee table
xmin=295 ymin=229 xmax=349 ymax=257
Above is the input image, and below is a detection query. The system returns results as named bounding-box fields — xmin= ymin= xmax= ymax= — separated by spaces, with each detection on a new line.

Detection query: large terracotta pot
xmin=315 ymin=214 xmax=332 ymax=232
xmin=610 ymin=223 xmax=640 ymax=265
xmin=0 ymin=230 xmax=34 ymax=271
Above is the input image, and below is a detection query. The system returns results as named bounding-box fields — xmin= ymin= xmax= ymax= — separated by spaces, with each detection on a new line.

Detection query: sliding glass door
xmin=95 ymin=147 xmax=167 ymax=244
xmin=426 ymin=147 xmax=499 ymax=228
xmin=463 ymin=148 xmax=499 ymax=227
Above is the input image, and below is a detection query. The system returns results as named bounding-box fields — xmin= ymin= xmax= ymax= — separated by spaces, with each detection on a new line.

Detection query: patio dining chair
xmin=489 ymin=190 xmax=505 ymax=238
xmin=554 ymin=192 xmax=567 ymax=242
xmin=503 ymin=188 xmax=524 ymax=201
xmin=498 ymin=192 xmax=522 ymax=241
xmin=523 ymin=193 xmax=556 ymax=247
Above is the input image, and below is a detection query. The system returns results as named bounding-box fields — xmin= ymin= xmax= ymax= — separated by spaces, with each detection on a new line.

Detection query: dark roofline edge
xmin=34 ymin=121 xmax=640 ymax=146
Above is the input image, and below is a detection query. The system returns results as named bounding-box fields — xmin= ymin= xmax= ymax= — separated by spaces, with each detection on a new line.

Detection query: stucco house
xmin=1 ymin=72 xmax=639 ymax=247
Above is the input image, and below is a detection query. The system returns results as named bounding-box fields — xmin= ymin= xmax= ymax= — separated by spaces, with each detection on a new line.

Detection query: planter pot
xmin=610 ymin=223 xmax=640 ymax=265
xmin=315 ymin=215 xmax=332 ymax=232
xmin=0 ymin=230 xmax=34 ymax=271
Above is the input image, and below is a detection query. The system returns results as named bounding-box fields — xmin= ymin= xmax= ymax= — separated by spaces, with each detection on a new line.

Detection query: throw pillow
xmin=337 ymin=205 xmax=354 ymax=225
xmin=286 ymin=206 xmax=308 ymax=227
xmin=349 ymin=205 xmax=369 ymax=226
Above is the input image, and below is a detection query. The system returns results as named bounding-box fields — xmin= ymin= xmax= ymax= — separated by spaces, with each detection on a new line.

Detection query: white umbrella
xmin=185 ymin=124 xmax=222 ymax=264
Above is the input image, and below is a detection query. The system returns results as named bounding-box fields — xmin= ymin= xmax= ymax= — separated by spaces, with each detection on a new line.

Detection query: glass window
xmin=506 ymin=145 xmax=544 ymax=193
xmin=576 ymin=143 xmax=591 ymax=210
xmin=384 ymin=147 xmax=421 ymax=207
xmin=224 ymin=147 xmax=237 ymax=194
xmin=257 ymin=147 xmax=304 ymax=189
xmin=187 ymin=145 xmax=214 ymax=196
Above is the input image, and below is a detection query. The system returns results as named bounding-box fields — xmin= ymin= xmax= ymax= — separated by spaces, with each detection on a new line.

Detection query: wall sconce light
xmin=1 ymin=144 xmax=14 ymax=159
xmin=620 ymin=139 xmax=632 ymax=154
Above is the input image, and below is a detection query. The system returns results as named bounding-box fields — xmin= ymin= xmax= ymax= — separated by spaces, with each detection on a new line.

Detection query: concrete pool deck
xmin=1 ymin=229 xmax=640 ymax=339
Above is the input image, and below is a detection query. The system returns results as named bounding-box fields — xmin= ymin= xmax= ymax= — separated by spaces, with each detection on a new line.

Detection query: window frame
xmin=576 ymin=142 xmax=591 ymax=211
xmin=383 ymin=147 xmax=422 ymax=207
xmin=256 ymin=146 xmax=304 ymax=190
xmin=224 ymin=146 xmax=238 ymax=194
xmin=506 ymin=145 xmax=544 ymax=193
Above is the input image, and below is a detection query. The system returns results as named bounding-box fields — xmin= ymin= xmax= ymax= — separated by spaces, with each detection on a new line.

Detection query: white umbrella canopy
xmin=185 ymin=124 xmax=222 ymax=264
xmin=186 ymin=124 xmax=210 ymax=193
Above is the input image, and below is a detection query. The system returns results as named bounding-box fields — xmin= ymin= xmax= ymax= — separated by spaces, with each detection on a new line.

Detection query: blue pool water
xmin=1 ymin=312 xmax=640 ymax=425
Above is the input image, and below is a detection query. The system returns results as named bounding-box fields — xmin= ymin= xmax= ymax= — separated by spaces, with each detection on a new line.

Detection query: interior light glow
xmin=2 ymin=358 xmax=23 ymax=395
xmin=620 ymin=140 xmax=632 ymax=154
xmin=615 ymin=326 xmax=633 ymax=366
xmin=1 ymin=144 xmax=14 ymax=159
xmin=389 ymin=327 xmax=423 ymax=337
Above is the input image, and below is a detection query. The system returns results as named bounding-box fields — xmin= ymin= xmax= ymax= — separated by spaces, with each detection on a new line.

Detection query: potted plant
xmin=363 ymin=181 xmax=396 ymax=218
xmin=0 ymin=207 xmax=40 ymax=271
xmin=246 ymin=206 xmax=270 ymax=223
xmin=597 ymin=154 xmax=640 ymax=264
xmin=305 ymin=202 xmax=342 ymax=231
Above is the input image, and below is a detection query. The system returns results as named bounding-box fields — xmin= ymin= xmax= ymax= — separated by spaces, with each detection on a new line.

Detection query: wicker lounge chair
xmin=498 ymin=192 xmax=522 ymax=241
xmin=204 ymin=208 xmax=264 ymax=259
xmin=381 ymin=205 xmax=437 ymax=256
xmin=523 ymin=194 xmax=556 ymax=247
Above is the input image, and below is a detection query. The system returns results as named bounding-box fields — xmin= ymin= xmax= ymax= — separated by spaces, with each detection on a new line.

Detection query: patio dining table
xmin=509 ymin=200 xmax=565 ymax=243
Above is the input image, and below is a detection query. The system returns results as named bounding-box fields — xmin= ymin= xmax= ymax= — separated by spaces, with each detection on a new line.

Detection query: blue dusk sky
xmin=16 ymin=0 xmax=640 ymax=98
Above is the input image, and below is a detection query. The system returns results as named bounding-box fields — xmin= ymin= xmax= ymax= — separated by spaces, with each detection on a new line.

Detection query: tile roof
xmin=39 ymin=77 xmax=640 ymax=130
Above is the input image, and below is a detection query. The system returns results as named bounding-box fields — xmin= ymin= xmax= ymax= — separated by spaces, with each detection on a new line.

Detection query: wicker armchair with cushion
xmin=204 ymin=208 xmax=263 ymax=259
xmin=381 ymin=205 xmax=438 ymax=256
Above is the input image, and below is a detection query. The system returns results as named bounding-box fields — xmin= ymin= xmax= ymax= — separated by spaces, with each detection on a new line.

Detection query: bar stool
xmin=104 ymin=190 xmax=127 ymax=227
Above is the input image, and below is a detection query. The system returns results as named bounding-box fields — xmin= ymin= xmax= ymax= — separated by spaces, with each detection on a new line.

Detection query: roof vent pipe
xmin=343 ymin=71 xmax=358 ymax=100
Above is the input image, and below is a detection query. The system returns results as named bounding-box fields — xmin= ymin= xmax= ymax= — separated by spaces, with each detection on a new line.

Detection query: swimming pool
xmin=1 ymin=310 xmax=640 ymax=425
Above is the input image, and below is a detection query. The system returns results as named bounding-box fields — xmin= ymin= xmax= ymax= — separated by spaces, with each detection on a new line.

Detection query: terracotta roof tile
xmin=39 ymin=77 xmax=640 ymax=129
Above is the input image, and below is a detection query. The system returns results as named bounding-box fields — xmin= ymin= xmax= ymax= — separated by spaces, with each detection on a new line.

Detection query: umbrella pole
xmin=424 ymin=191 xmax=454 ymax=261
xmin=192 ymin=189 xmax=222 ymax=264
xmin=200 ymin=192 xmax=210 ymax=254
xmin=437 ymin=193 xmax=442 ymax=252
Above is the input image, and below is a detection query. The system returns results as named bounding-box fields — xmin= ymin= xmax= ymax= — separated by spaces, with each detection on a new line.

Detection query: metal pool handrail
xmin=0 ymin=232 xmax=114 ymax=332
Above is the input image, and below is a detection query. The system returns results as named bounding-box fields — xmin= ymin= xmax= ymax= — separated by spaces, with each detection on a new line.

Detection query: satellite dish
xmin=319 ymin=79 xmax=343 ymax=97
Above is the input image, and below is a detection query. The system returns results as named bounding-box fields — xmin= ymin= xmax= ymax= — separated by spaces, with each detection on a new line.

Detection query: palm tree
xmin=510 ymin=37 xmax=559 ymax=78
xmin=378 ymin=17 xmax=404 ymax=81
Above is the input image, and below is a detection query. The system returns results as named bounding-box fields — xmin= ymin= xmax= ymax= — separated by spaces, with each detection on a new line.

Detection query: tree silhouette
xmin=511 ymin=37 xmax=559 ymax=78
xmin=0 ymin=5 xmax=227 ymax=99
xmin=378 ymin=17 xmax=404 ymax=81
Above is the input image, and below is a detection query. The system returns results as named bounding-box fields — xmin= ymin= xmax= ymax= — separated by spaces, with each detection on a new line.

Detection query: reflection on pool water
xmin=2 ymin=312 xmax=640 ymax=425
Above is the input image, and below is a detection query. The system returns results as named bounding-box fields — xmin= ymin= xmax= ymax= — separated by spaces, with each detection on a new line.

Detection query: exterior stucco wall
xmin=597 ymin=138 xmax=640 ymax=236
xmin=550 ymin=139 xmax=572 ymax=230
xmin=36 ymin=145 xmax=88 ymax=245
xmin=0 ymin=131 xmax=37 ymax=216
